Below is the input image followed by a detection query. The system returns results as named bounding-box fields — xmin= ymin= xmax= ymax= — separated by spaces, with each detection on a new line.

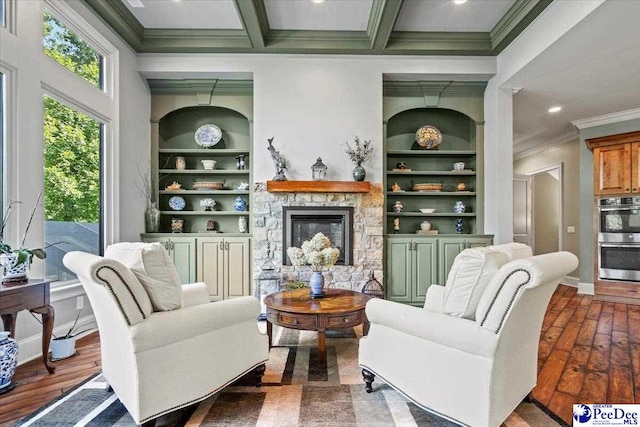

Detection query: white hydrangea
xmin=287 ymin=232 xmax=341 ymax=271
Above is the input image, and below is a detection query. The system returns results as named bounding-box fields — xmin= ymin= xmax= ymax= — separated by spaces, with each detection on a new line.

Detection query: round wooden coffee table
xmin=264 ymin=288 xmax=371 ymax=366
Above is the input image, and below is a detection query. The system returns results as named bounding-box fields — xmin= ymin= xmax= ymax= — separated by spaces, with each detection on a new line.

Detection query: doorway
xmin=513 ymin=163 xmax=563 ymax=255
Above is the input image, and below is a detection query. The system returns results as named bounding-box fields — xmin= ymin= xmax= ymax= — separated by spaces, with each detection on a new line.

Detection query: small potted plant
xmin=345 ymin=136 xmax=373 ymax=181
xmin=0 ymin=193 xmax=47 ymax=282
xmin=50 ymin=310 xmax=90 ymax=360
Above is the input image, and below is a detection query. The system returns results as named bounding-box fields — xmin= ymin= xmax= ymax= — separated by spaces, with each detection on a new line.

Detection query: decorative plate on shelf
xmin=194 ymin=124 xmax=222 ymax=148
xmin=168 ymin=196 xmax=186 ymax=211
xmin=415 ymin=125 xmax=442 ymax=150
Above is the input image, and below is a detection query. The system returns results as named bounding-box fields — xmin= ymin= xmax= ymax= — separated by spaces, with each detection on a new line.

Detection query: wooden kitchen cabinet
xmin=587 ymin=131 xmax=640 ymax=195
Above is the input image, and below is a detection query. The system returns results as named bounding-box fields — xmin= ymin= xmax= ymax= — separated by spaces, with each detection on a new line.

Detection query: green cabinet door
xmin=142 ymin=236 xmax=196 ymax=285
xmin=223 ymin=237 xmax=251 ymax=299
xmin=386 ymin=238 xmax=412 ymax=303
xmin=465 ymin=237 xmax=493 ymax=249
xmin=413 ymin=240 xmax=438 ymax=303
xmin=438 ymin=238 xmax=465 ymax=285
xmin=196 ymin=237 xmax=224 ymax=301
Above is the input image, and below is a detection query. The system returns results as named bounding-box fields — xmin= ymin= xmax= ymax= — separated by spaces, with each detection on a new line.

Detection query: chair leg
xmin=254 ymin=363 xmax=266 ymax=387
xmin=362 ymin=368 xmax=375 ymax=393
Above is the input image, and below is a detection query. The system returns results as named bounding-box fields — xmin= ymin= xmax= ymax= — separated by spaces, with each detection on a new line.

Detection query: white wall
xmin=139 ymin=54 xmax=496 ymax=183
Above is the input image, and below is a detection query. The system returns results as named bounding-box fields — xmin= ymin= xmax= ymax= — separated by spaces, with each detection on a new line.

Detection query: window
xmin=0 ymin=0 xmax=5 ymax=27
xmin=44 ymin=96 xmax=103 ymax=281
xmin=0 ymin=72 xmax=4 ymax=211
xmin=43 ymin=11 xmax=104 ymax=90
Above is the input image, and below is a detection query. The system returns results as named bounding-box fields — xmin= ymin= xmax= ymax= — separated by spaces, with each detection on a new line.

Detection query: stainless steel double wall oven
xmin=598 ymin=196 xmax=640 ymax=282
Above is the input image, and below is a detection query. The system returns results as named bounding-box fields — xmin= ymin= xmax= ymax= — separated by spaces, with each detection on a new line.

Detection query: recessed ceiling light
xmin=548 ymin=106 xmax=562 ymax=113
xmin=453 ymin=0 xmax=468 ymax=4
xmin=311 ymin=0 xmax=325 ymax=3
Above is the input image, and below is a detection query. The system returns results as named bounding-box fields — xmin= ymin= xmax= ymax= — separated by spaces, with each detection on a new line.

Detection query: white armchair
xmin=63 ymin=249 xmax=269 ymax=426
xmin=359 ymin=248 xmax=578 ymax=427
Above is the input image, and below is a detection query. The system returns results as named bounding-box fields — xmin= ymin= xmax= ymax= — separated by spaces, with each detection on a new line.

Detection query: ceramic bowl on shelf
xmin=419 ymin=208 xmax=436 ymax=213
xmin=201 ymin=160 xmax=217 ymax=170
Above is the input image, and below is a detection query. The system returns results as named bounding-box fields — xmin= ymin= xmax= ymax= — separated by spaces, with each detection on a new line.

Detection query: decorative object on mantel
xmin=455 ymin=218 xmax=464 ymax=234
xmin=345 ymin=136 xmax=373 ymax=181
xmin=361 ymin=271 xmax=384 ymax=299
xmin=267 ymin=137 xmax=288 ymax=181
xmin=0 ymin=193 xmax=48 ymax=283
xmin=234 ymin=196 xmax=248 ymax=212
xmin=287 ymin=232 xmax=340 ymax=298
xmin=415 ymin=125 xmax=442 ymax=150
xmin=311 ymin=157 xmax=327 ymax=181
xmin=255 ymin=243 xmax=281 ymax=320
xmin=266 ymin=180 xmax=370 ymax=193
xmin=0 ymin=330 xmax=18 ymax=394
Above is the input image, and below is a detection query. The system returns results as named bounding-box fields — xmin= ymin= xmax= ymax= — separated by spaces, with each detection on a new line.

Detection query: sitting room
xmin=1 ymin=0 xmax=639 ymax=426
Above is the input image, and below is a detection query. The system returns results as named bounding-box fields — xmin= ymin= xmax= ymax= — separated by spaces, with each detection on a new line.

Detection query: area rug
xmin=17 ymin=325 xmax=563 ymax=426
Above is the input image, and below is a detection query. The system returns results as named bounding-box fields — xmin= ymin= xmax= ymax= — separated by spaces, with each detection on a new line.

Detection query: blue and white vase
xmin=0 ymin=331 xmax=18 ymax=393
xmin=234 ymin=197 xmax=247 ymax=212
xmin=454 ymin=201 xmax=466 ymax=214
xmin=310 ymin=271 xmax=325 ymax=297
xmin=0 ymin=253 xmax=30 ymax=282
xmin=455 ymin=218 xmax=464 ymax=234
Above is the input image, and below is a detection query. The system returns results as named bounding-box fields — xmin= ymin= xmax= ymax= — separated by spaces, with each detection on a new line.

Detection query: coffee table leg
xmin=363 ymin=320 xmax=370 ymax=336
xmin=318 ymin=330 xmax=326 ymax=366
xmin=266 ymin=320 xmax=273 ymax=349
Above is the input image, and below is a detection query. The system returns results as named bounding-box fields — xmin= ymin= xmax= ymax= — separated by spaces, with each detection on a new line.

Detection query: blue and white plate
xmin=194 ymin=124 xmax=222 ymax=148
xmin=168 ymin=196 xmax=186 ymax=211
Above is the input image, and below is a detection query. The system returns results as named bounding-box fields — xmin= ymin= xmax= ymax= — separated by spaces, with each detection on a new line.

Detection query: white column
xmin=484 ymin=81 xmax=514 ymax=244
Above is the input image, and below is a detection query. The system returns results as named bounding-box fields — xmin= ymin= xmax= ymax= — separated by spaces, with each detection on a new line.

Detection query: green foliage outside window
xmin=43 ymin=12 xmax=102 ymax=89
xmin=43 ymin=12 xmax=102 ymax=224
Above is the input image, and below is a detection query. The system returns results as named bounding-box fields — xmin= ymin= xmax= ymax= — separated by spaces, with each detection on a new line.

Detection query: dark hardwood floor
xmin=0 ymin=284 xmax=637 ymax=426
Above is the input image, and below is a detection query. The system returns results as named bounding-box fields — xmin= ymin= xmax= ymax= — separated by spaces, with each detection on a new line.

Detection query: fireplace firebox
xmin=283 ymin=207 xmax=354 ymax=266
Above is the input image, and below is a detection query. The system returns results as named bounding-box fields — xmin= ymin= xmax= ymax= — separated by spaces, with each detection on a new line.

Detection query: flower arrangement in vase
xmin=286 ymin=232 xmax=340 ymax=298
xmin=345 ymin=136 xmax=373 ymax=181
xmin=0 ymin=192 xmax=48 ymax=282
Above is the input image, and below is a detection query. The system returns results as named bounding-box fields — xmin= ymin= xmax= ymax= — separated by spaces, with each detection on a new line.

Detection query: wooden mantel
xmin=266 ymin=180 xmax=371 ymax=193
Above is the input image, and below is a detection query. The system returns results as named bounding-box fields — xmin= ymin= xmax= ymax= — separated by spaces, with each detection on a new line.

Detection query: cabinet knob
xmin=171 ymin=242 xmax=175 ymax=250
xmin=219 ymin=241 xmax=224 ymax=250
xmin=225 ymin=241 xmax=229 ymax=250
xmin=164 ymin=242 xmax=169 ymax=250
xmin=343 ymin=318 xmax=349 ymax=323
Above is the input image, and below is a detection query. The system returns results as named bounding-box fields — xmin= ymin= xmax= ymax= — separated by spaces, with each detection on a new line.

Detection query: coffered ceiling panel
xmin=264 ymin=0 xmax=373 ymax=31
xmin=395 ymin=0 xmax=517 ymax=32
xmin=122 ymin=0 xmax=243 ymax=29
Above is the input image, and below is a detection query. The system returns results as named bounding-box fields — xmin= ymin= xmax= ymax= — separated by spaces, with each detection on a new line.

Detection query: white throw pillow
xmin=443 ymin=247 xmax=510 ymax=319
xmin=105 ymin=242 xmax=183 ymax=311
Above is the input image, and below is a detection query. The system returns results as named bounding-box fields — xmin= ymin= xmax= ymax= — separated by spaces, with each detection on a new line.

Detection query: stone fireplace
xmin=252 ymin=183 xmax=384 ymax=291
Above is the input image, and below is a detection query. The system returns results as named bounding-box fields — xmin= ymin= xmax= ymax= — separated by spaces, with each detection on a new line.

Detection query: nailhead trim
xmin=95 ymin=265 xmax=148 ymax=326
xmin=479 ymin=268 xmax=531 ymax=333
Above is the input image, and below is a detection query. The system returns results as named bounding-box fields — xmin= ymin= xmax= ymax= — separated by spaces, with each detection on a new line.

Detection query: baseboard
xmin=561 ymin=276 xmax=579 ymax=287
xmin=17 ymin=315 xmax=98 ymax=365
xmin=578 ymin=282 xmax=595 ymax=295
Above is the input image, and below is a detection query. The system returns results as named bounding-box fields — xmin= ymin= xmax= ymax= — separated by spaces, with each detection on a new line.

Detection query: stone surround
xmin=253 ymin=182 xmax=384 ymax=291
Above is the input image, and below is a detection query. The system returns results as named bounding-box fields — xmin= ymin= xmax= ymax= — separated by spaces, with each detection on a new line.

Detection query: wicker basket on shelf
xmin=411 ymin=181 xmax=444 ymax=192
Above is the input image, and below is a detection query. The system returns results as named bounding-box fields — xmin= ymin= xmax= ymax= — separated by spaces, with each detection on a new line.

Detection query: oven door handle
xmin=599 ymin=243 xmax=640 ymax=248
xmin=599 ymin=206 xmax=640 ymax=211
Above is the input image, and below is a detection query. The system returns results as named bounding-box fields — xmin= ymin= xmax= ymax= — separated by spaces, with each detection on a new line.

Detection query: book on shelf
xmin=416 ymin=230 xmax=439 ymax=235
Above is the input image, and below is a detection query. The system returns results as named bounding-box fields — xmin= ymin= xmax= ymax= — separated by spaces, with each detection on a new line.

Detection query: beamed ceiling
xmin=84 ymin=0 xmax=551 ymax=55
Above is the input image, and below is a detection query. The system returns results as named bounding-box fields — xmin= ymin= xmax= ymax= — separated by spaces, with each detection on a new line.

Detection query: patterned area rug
xmin=17 ymin=324 xmax=564 ymax=426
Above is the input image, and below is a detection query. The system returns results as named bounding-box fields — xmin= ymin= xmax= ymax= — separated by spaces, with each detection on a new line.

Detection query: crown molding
xmin=490 ymin=0 xmax=552 ymax=54
xmin=571 ymin=108 xmax=640 ymax=130
xmin=513 ymin=130 xmax=578 ymax=160
xmin=83 ymin=0 xmax=549 ymax=56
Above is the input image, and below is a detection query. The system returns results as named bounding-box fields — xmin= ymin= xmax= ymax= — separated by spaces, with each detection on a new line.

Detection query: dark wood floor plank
xmin=546 ymin=391 xmax=578 ymax=425
xmin=602 ymin=302 xmax=615 ymax=314
xmin=553 ymin=307 xmax=578 ymax=329
xmin=608 ymin=365 xmax=634 ymax=403
xmin=613 ymin=310 xmax=628 ymax=332
xmin=539 ymin=326 xmax=564 ymax=361
xmin=629 ymin=315 xmax=640 ymax=344
xmin=587 ymin=333 xmax=612 ymax=372
xmin=557 ymin=345 xmax=591 ymax=396
xmin=596 ymin=312 xmax=614 ymax=335
xmin=555 ymin=321 xmax=582 ymax=352
xmin=572 ymin=305 xmax=589 ymax=324
xmin=611 ymin=331 xmax=632 ymax=367
xmin=542 ymin=308 xmax=563 ymax=332
xmin=575 ymin=319 xmax=598 ymax=347
xmin=533 ymin=349 xmax=570 ymax=406
xmin=580 ymin=371 xmax=609 ymax=403
xmin=586 ymin=301 xmax=603 ymax=320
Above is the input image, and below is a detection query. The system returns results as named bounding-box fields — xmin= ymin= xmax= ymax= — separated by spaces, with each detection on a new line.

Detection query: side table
xmin=0 ymin=279 xmax=55 ymax=374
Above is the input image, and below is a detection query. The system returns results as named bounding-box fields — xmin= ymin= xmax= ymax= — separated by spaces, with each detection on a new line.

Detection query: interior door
xmin=513 ymin=174 xmax=531 ymax=246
